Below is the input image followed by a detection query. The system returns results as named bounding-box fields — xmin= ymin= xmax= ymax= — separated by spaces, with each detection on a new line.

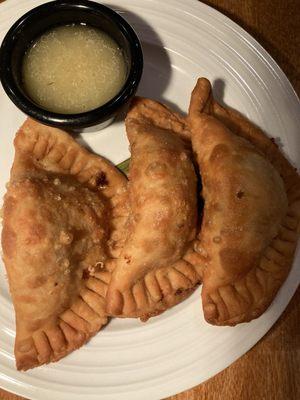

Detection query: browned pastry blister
xmin=1 ymin=119 xmax=128 ymax=370
xmin=187 ymin=78 xmax=300 ymax=326
xmin=106 ymin=98 xmax=201 ymax=320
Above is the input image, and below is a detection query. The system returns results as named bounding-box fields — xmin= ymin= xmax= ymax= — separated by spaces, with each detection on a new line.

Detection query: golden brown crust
xmin=13 ymin=118 xmax=127 ymax=202
xmin=106 ymin=98 xmax=201 ymax=320
xmin=1 ymin=118 xmax=128 ymax=370
xmin=187 ymin=78 xmax=300 ymax=326
xmin=212 ymin=100 xmax=300 ymax=194
xmin=125 ymin=97 xmax=190 ymax=143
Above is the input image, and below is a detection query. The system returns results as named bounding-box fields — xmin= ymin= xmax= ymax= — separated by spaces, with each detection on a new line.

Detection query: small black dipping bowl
xmin=0 ymin=0 xmax=143 ymax=129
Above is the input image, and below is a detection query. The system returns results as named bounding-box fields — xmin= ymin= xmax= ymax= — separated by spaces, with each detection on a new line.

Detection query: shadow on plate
xmin=212 ymin=78 xmax=225 ymax=106
xmin=71 ymin=4 xmax=174 ymax=136
xmin=104 ymin=4 xmax=187 ymax=114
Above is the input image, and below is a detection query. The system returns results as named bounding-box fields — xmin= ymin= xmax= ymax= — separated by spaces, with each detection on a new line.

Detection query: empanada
xmin=1 ymin=119 xmax=128 ymax=370
xmin=187 ymin=78 xmax=300 ymax=326
xmin=106 ymin=98 xmax=200 ymax=320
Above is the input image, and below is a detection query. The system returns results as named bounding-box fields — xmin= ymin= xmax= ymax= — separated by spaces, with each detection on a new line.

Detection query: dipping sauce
xmin=22 ymin=24 xmax=127 ymax=114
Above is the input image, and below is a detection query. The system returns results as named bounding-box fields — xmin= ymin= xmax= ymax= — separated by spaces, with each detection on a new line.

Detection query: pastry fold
xmin=1 ymin=119 xmax=128 ymax=369
xmin=187 ymin=78 xmax=300 ymax=326
xmin=106 ymin=98 xmax=201 ymax=320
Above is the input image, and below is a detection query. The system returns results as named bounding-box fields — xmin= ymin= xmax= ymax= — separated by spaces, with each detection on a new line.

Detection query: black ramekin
xmin=0 ymin=0 xmax=143 ymax=129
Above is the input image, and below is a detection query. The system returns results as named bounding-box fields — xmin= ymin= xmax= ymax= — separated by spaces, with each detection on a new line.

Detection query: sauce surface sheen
xmin=22 ymin=24 xmax=127 ymax=114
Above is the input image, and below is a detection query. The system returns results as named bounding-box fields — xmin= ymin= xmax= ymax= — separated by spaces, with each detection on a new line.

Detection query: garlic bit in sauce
xmin=22 ymin=24 xmax=127 ymax=114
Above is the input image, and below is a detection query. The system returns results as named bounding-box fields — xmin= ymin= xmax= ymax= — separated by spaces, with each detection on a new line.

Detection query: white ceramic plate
xmin=0 ymin=1 xmax=299 ymax=399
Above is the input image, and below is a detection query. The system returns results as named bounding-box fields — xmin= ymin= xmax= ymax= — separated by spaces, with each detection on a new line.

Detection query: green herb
xmin=117 ymin=158 xmax=130 ymax=175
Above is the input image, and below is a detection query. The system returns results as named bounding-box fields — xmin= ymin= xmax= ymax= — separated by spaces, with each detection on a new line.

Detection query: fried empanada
xmin=1 ymin=119 xmax=128 ymax=370
xmin=187 ymin=78 xmax=300 ymax=326
xmin=106 ymin=98 xmax=200 ymax=320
